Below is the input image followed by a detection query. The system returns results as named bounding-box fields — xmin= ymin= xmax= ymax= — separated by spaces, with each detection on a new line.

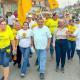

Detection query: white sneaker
xmin=20 ymin=73 xmax=25 ymax=77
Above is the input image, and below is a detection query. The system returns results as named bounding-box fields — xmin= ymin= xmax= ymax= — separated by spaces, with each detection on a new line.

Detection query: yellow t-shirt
xmin=12 ymin=28 xmax=19 ymax=47
xmin=44 ymin=18 xmax=58 ymax=34
xmin=12 ymin=28 xmax=17 ymax=39
xmin=0 ymin=25 xmax=11 ymax=31
xmin=67 ymin=25 xmax=77 ymax=41
xmin=0 ymin=25 xmax=14 ymax=49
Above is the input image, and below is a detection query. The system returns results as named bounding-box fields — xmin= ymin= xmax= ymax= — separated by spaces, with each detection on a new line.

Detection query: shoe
xmin=40 ymin=73 xmax=44 ymax=80
xmin=61 ymin=68 xmax=64 ymax=73
xmin=20 ymin=73 xmax=25 ymax=77
xmin=56 ymin=66 xmax=59 ymax=72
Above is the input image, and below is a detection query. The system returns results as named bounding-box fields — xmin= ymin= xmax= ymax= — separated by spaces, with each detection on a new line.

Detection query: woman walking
xmin=53 ymin=19 xmax=68 ymax=73
xmin=16 ymin=22 xmax=32 ymax=77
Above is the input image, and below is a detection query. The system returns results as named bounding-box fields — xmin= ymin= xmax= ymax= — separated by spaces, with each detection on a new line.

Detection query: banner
xmin=18 ymin=0 xmax=32 ymax=25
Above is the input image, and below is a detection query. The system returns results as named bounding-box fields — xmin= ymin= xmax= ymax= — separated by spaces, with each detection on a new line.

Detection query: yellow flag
xmin=48 ymin=0 xmax=59 ymax=9
xmin=18 ymin=0 xmax=32 ymax=25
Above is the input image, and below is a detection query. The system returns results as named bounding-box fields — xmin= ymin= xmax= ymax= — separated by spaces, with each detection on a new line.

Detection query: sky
xmin=57 ymin=0 xmax=78 ymax=8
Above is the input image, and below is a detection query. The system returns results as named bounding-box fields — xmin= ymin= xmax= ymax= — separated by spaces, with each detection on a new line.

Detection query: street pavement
xmin=0 ymin=53 xmax=80 ymax=80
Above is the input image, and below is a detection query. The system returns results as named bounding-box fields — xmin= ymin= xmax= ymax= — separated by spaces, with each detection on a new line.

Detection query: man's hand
xmin=13 ymin=47 xmax=17 ymax=55
xmin=46 ymin=45 xmax=50 ymax=52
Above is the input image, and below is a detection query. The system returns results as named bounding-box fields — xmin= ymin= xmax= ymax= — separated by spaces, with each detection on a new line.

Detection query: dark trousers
xmin=76 ymin=50 xmax=80 ymax=61
xmin=14 ymin=46 xmax=22 ymax=64
xmin=67 ymin=40 xmax=76 ymax=60
xmin=55 ymin=39 xmax=68 ymax=68
xmin=50 ymin=35 xmax=54 ymax=57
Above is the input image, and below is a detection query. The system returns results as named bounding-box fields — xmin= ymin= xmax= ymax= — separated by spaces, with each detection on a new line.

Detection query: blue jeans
xmin=36 ymin=49 xmax=47 ymax=73
xmin=20 ymin=47 xmax=30 ymax=74
xmin=55 ymin=39 xmax=68 ymax=68
xmin=0 ymin=46 xmax=11 ymax=67
xmin=67 ymin=40 xmax=76 ymax=60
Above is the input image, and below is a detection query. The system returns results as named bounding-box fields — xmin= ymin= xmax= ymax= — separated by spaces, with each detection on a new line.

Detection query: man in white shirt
xmin=26 ymin=15 xmax=37 ymax=29
xmin=33 ymin=17 xmax=51 ymax=79
xmin=26 ymin=15 xmax=37 ymax=58
xmin=8 ymin=12 xmax=15 ymax=28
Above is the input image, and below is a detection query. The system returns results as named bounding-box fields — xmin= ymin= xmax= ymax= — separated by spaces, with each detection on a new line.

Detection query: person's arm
xmin=31 ymin=36 xmax=34 ymax=47
xmin=8 ymin=27 xmax=17 ymax=56
xmin=47 ymin=38 xmax=51 ymax=50
xmin=11 ymin=40 xmax=16 ymax=52
xmin=69 ymin=34 xmax=76 ymax=37
xmin=66 ymin=30 xmax=71 ymax=37
xmin=30 ymin=29 xmax=36 ymax=53
xmin=69 ymin=29 xmax=78 ymax=37
xmin=46 ymin=27 xmax=52 ymax=50
xmin=16 ymin=31 xmax=20 ymax=46
xmin=53 ymin=34 xmax=56 ymax=48
xmin=53 ymin=29 xmax=57 ymax=48
xmin=15 ymin=31 xmax=20 ymax=51
xmin=29 ymin=29 xmax=34 ymax=47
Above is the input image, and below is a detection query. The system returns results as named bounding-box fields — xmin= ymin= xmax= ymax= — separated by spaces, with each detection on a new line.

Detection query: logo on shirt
xmin=22 ymin=33 xmax=26 ymax=38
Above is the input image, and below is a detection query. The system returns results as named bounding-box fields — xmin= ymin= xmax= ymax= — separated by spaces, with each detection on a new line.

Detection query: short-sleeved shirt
xmin=0 ymin=25 xmax=14 ymax=49
xmin=54 ymin=27 xmax=68 ymax=40
xmin=33 ymin=26 xmax=52 ymax=49
xmin=29 ymin=20 xmax=37 ymax=29
xmin=73 ymin=27 xmax=80 ymax=50
xmin=44 ymin=18 xmax=58 ymax=34
xmin=16 ymin=29 xmax=32 ymax=48
xmin=67 ymin=25 xmax=77 ymax=41
xmin=8 ymin=15 xmax=15 ymax=25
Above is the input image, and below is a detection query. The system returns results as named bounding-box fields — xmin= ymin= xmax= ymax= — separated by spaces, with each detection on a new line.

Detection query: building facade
xmin=0 ymin=0 xmax=48 ymax=16
xmin=0 ymin=0 xmax=17 ymax=16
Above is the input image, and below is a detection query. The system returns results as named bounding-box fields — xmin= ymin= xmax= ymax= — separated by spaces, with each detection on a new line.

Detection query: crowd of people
xmin=0 ymin=11 xmax=80 ymax=80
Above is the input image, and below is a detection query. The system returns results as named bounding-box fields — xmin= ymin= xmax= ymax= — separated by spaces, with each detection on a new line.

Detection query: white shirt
xmin=33 ymin=26 xmax=52 ymax=49
xmin=8 ymin=15 xmax=15 ymax=25
xmin=29 ymin=20 xmax=37 ymax=29
xmin=55 ymin=28 xmax=68 ymax=40
xmin=73 ymin=27 xmax=80 ymax=50
xmin=16 ymin=29 xmax=32 ymax=48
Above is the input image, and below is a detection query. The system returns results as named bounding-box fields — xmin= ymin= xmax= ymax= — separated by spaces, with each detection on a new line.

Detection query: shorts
xmin=0 ymin=46 xmax=11 ymax=67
